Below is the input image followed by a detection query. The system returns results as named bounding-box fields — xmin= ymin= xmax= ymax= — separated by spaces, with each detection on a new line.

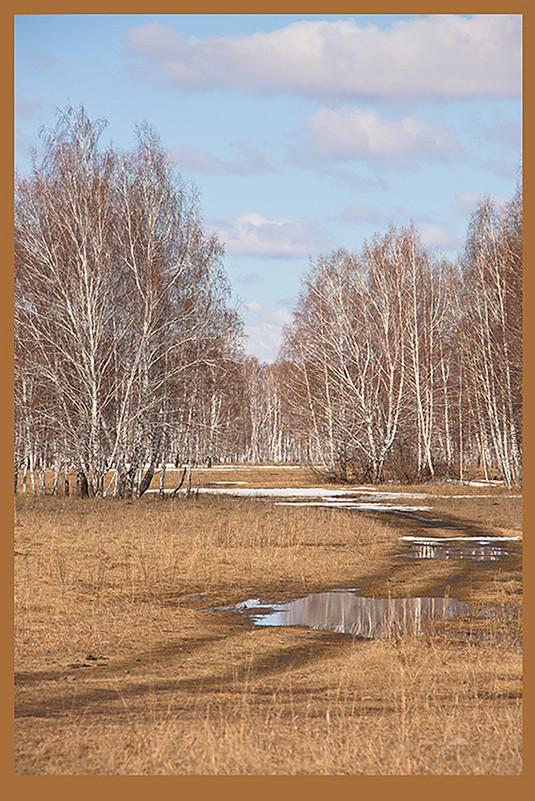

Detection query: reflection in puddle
xmin=232 ymin=590 xmax=469 ymax=638
xmin=406 ymin=542 xmax=518 ymax=561
xmin=401 ymin=535 xmax=522 ymax=562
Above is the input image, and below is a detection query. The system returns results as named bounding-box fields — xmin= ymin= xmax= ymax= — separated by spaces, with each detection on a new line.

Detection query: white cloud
xmin=245 ymin=300 xmax=263 ymax=313
xmin=124 ymin=15 xmax=521 ymax=101
xmin=242 ymin=301 xmax=292 ymax=362
xmin=214 ymin=212 xmax=331 ymax=258
xmin=306 ymin=106 xmax=461 ymax=163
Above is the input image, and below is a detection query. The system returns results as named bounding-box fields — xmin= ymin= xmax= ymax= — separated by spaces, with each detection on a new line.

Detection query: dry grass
xmin=14 ymin=468 xmax=522 ymax=775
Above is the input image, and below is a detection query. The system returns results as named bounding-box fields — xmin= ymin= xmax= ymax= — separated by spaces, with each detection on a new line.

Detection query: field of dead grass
xmin=14 ymin=466 xmax=522 ymax=774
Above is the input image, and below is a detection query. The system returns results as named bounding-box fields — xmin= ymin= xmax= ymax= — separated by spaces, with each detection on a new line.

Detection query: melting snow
xmin=197 ymin=487 xmax=359 ymax=498
xmin=210 ymin=481 xmax=247 ymax=485
xmin=276 ymin=501 xmax=432 ymax=512
xmin=402 ymin=535 xmax=521 ymax=543
xmin=465 ymin=480 xmax=505 ymax=487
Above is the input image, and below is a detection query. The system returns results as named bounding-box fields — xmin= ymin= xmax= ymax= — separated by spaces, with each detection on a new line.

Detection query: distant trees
xmin=15 ymin=106 xmax=242 ymax=496
xmin=238 ymin=358 xmax=306 ymax=463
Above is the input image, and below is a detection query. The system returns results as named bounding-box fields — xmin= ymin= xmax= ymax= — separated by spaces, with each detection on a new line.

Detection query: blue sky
xmin=14 ymin=13 xmax=522 ymax=362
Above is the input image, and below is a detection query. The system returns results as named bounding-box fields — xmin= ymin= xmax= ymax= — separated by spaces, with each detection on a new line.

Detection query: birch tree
xmin=401 ymin=230 xmax=453 ymax=480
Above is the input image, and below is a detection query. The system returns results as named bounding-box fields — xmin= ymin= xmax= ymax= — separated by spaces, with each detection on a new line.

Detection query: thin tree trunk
xmin=29 ymin=453 xmax=36 ymax=495
xmin=52 ymin=457 xmax=61 ymax=495
xmin=159 ymin=457 xmax=167 ymax=499
xmin=170 ymin=466 xmax=187 ymax=498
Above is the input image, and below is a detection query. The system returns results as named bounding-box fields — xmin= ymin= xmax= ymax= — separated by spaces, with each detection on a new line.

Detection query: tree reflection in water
xmin=237 ymin=590 xmax=470 ymax=638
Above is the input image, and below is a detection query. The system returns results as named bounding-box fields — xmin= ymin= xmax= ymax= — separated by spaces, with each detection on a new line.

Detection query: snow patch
xmin=210 ymin=481 xmax=247 ymax=485
xmin=277 ymin=501 xmax=432 ymax=513
xmin=197 ymin=487 xmax=359 ymax=498
xmin=402 ymin=535 xmax=521 ymax=543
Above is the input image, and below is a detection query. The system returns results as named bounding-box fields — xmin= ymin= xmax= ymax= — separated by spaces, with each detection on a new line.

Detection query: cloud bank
xmin=125 ymin=15 xmax=521 ymax=101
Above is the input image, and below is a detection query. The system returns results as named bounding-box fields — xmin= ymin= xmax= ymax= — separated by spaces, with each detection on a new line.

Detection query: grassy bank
xmin=14 ymin=468 xmax=522 ymax=774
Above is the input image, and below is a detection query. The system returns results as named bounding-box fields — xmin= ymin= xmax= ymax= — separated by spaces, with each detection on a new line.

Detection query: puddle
xmin=401 ymin=535 xmax=522 ymax=562
xmin=404 ymin=542 xmax=518 ymax=561
xmin=226 ymin=589 xmax=470 ymax=638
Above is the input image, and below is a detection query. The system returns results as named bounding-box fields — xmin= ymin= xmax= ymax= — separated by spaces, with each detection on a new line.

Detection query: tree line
xmin=14 ymin=107 xmax=522 ymax=494
xmin=281 ymin=192 xmax=522 ymax=487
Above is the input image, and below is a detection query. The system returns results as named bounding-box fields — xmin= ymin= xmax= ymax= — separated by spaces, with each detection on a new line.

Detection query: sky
xmin=14 ymin=13 xmax=522 ymax=362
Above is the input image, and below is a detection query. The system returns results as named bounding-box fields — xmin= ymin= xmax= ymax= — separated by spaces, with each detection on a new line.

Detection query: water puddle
xmin=226 ymin=589 xmax=470 ymax=638
xmin=401 ymin=535 xmax=522 ymax=562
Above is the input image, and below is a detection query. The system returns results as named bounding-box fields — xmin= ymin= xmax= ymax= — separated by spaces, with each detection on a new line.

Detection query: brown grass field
xmin=14 ymin=466 xmax=522 ymax=774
